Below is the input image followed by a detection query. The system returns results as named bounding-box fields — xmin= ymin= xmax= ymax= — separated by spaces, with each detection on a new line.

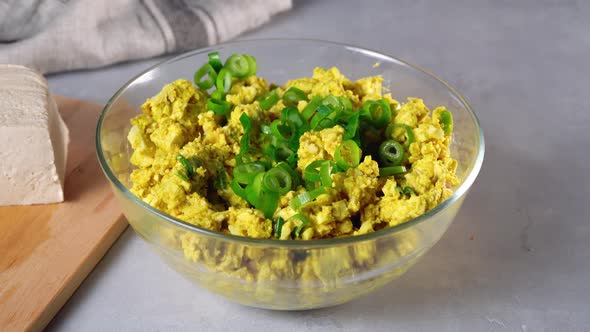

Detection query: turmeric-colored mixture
xmin=127 ymin=64 xmax=458 ymax=240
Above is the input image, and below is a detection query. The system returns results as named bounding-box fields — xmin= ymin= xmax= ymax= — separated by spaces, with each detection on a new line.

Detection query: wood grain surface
xmin=0 ymin=97 xmax=127 ymax=332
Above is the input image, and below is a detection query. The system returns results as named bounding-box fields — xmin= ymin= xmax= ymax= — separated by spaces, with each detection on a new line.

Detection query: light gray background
xmin=45 ymin=0 xmax=590 ymax=331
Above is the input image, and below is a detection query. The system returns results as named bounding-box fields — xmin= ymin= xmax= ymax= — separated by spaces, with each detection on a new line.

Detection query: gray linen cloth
xmin=0 ymin=0 xmax=291 ymax=74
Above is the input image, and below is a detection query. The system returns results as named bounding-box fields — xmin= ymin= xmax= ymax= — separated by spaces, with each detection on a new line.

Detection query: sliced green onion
xmin=310 ymin=104 xmax=334 ymax=130
xmin=177 ymin=154 xmax=200 ymax=178
xmin=286 ymin=136 xmax=300 ymax=158
xmin=395 ymin=186 xmax=404 ymax=196
xmin=177 ymin=155 xmax=193 ymax=177
xmin=343 ymin=111 xmax=360 ymax=140
xmin=321 ymin=95 xmax=341 ymax=111
xmin=303 ymin=160 xmax=338 ymax=187
xmin=320 ymin=161 xmax=337 ymax=187
xmin=318 ymin=95 xmax=353 ymax=119
xmin=263 ymin=144 xmax=277 ymax=162
xmin=270 ymin=119 xmax=292 ymax=141
xmin=207 ymin=51 xmax=223 ymax=72
xmin=233 ymin=162 xmax=265 ymax=184
xmin=379 ymin=166 xmax=407 ymax=177
xmin=290 ymin=213 xmax=309 ymax=238
xmin=258 ymin=90 xmax=279 ymax=110
xmin=259 ymin=160 xmax=273 ymax=170
xmin=246 ymin=172 xmax=279 ymax=218
xmin=274 ymin=216 xmax=285 ymax=238
xmin=362 ymin=99 xmax=392 ymax=128
xmin=193 ymin=63 xmax=218 ymax=90
xmin=207 ymin=98 xmax=231 ymax=115
xmin=378 ymin=140 xmax=404 ymax=166
xmin=245 ymin=172 xmax=265 ymax=204
xmin=386 ymin=123 xmax=415 ymax=148
xmin=224 ymin=54 xmax=250 ymax=78
xmin=211 ymin=89 xmax=225 ymax=101
xmin=239 ymin=113 xmax=253 ymax=146
xmin=214 ymin=167 xmax=228 ymax=189
xmin=260 ymin=124 xmax=271 ymax=135
xmin=282 ymin=106 xmax=305 ymax=130
xmin=403 ymin=186 xmax=416 ymax=196
xmin=304 ymin=178 xmax=318 ymax=191
xmin=439 ymin=110 xmax=454 ymax=135
xmin=338 ymin=96 xmax=353 ymax=115
xmin=262 ymin=167 xmax=293 ymax=195
xmin=303 ymin=160 xmax=325 ymax=183
xmin=286 ymin=149 xmax=297 ymax=167
xmin=245 ymin=55 xmax=257 ymax=76
xmin=216 ymin=68 xmax=232 ymax=94
xmin=334 ymin=139 xmax=361 ymax=171
xmin=282 ymin=87 xmax=307 ymax=106
xmin=321 ymin=96 xmax=347 ymax=122
xmin=237 ymin=113 xmax=253 ymax=163
xmin=315 ymin=117 xmax=336 ymax=130
xmin=273 ymin=142 xmax=296 ymax=164
xmin=301 ymin=96 xmax=323 ymax=121
xmin=276 ymin=162 xmax=301 ymax=188
xmin=230 ymin=179 xmax=248 ymax=200
xmin=320 ymin=161 xmax=336 ymax=187
xmin=289 ymin=187 xmax=327 ymax=211
xmin=175 ymin=171 xmax=190 ymax=182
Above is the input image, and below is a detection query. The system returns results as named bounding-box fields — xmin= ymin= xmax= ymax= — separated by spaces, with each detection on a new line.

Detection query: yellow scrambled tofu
xmin=126 ymin=66 xmax=459 ymax=298
xmin=128 ymin=67 xmax=458 ymax=240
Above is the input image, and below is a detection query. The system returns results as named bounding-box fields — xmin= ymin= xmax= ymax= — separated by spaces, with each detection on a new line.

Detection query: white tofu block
xmin=0 ymin=65 xmax=70 ymax=205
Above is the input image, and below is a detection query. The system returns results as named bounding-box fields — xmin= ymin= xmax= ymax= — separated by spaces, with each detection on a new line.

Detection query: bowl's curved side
xmin=112 ymin=179 xmax=464 ymax=309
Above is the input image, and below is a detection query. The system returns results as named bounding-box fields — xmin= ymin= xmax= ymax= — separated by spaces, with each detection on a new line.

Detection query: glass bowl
xmin=96 ymin=39 xmax=484 ymax=310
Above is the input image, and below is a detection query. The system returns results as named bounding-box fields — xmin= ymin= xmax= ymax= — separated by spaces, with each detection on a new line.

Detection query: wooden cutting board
xmin=0 ymin=97 xmax=127 ymax=332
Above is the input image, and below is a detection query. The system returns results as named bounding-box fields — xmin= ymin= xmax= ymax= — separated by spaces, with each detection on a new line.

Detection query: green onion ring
xmin=262 ymin=167 xmax=293 ymax=195
xmin=274 ymin=216 xmax=285 ymax=238
xmin=379 ymin=166 xmax=407 ymax=177
xmin=193 ymin=63 xmax=217 ymax=90
xmin=290 ymin=213 xmax=310 ymax=238
xmin=224 ymin=54 xmax=250 ymax=78
xmin=334 ymin=139 xmax=362 ymax=171
xmin=303 ymin=160 xmax=325 ymax=183
xmin=386 ymin=123 xmax=415 ymax=148
xmin=258 ymin=90 xmax=280 ymax=110
xmin=233 ymin=162 xmax=266 ymax=185
xmin=289 ymin=187 xmax=327 ymax=211
xmin=216 ymin=68 xmax=233 ymax=94
xmin=282 ymin=87 xmax=308 ymax=106
xmin=378 ymin=140 xmax=404 ymax=166
xmin=439 ymin=110 xmax=454 ymax=135
xmin=207 ymin=98 xmax=231 ymax=115
xmin=207 ymin=51 xmax=223 ymax=72
xmin=301 ymin=96 xmax=323 ymax=121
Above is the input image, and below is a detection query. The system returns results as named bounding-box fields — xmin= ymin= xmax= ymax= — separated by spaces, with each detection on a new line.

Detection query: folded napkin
xmin=0 ymin=0 xmax=291 ymax=74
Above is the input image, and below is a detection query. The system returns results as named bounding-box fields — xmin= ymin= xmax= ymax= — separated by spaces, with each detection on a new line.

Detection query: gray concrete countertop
xmin=45 ymin=0 xmax=590 ymax=331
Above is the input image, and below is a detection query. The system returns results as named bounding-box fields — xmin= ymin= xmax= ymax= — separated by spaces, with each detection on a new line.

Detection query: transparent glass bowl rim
xmin=96 ymin=38 xmax=485 ymax=249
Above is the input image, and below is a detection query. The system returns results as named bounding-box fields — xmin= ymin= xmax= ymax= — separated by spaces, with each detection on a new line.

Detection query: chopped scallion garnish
xmin=282 ymin=87 xmax=307 ymax=106
xmin=193 ymin=63 xmax=217 ymax=90
xmin=378 ymin=140 xmax=404 ymax=166
xmin=258 ymin=89 xmax=280 ymax=110
xmin=439 ymin=110 xmax=453 ymax=135
xmin=207 ymin=51 xmax=223 ymax=73
xmin=274 ymin=216 xmax=285 ymax=238
xmin=335 ymin=139 xmax=361 ymax=171
xmin=386 ymin=123 xmax=414 ymax=148
xmin=216 ymin=68 xmax=233 ymax=94
xmin=379 ymin=166 xmax=407 ymax=177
